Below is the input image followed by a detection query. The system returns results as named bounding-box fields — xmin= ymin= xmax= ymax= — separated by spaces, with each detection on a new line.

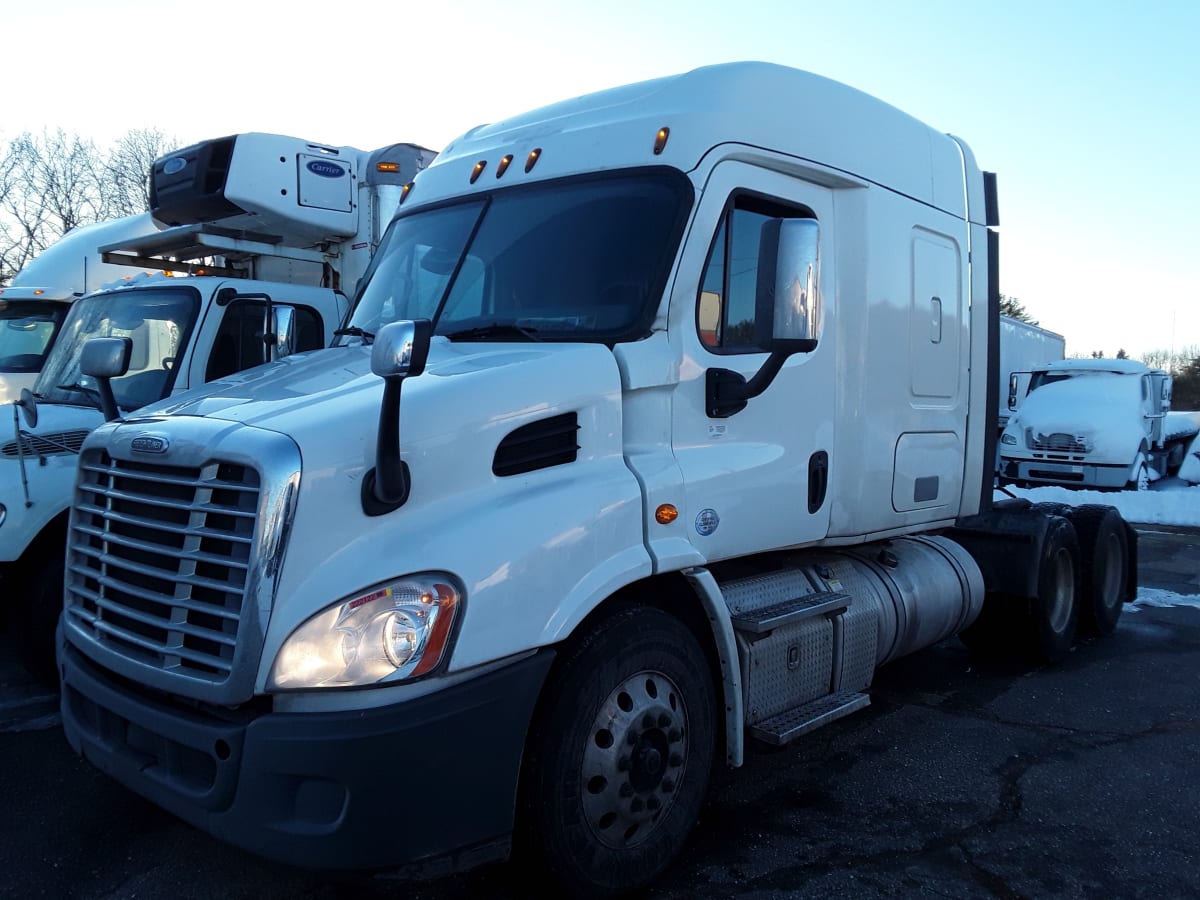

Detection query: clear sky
xmin=4 ymin=0 xmax=1196 ymax=359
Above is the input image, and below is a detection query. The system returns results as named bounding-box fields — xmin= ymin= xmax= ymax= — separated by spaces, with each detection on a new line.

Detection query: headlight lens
xmin=1000 ymin=432 xmax=1017 ymax=445
xmin=269 ymin=574 xmax=461 ymax=690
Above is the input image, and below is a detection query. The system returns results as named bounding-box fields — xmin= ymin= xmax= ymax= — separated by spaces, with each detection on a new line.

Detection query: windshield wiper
xmin=56 ymin=382 xmax=103 ymax=407
xmin=334 ymin=325 xmax=375 ymax=344
xmin=441 ymin=323 xmax=542 ymax=342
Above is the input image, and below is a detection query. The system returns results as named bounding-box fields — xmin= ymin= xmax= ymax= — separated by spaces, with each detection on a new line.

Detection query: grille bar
xmin=72 ymin=504 xmax=254 ymax=545
xmin=72 ymin=523 xmax=251 ymax=571
xmin=67 ymin=570 xmax=240 ymax=623
xmin=65 ymin=588 xmax=238 ymax=648
xmin=71 ymin=545 xmax=248 ymax=593
xmin=78 ymin=460 xmax=256 ymax=492
xmin=67 ymin=611 xmax=235 ymax=674
xmin=75 ymin=487 xmax=258 ymax=519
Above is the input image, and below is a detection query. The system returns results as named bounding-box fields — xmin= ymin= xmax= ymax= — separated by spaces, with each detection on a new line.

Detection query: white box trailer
xmin=0 ymin=214 xmax=161 ymax=405
xmin=997 ymin=315 xmax=1064 ymax=430
xmin=57 ymin=64 xmax=1136 ymax=895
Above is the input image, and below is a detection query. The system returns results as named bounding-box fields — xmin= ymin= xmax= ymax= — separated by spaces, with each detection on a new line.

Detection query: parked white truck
xmin=997 ymin=315 xmax=1065 ymax=431
xmin=57 ymin=63 xmax=1136 ymax=896
xmin=0 ymin=214 xmax=161 ymax=405
xmin=0 ymin=133 xmax=434 ymax=678
xmin=998 ymin=357 xmax=1195 ymax=490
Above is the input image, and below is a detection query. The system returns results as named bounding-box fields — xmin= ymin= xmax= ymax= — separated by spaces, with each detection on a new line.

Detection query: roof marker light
xmin=653 ymin=127 xmax=670 ymax=155
xmin=496 ymin=154 xmax=514 ymax=178
xmin=525 ymin=148 xmax=542 ymax=173
xmin=470 ymin=161 xmax=487 ymax=184
xmin=399 ymin=181 xmax=414 ymax=205
xmin=376 ymin=161 xmax=401 ymax=173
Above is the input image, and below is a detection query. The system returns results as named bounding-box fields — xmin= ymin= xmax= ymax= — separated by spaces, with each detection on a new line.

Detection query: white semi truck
xmin=0 ymin=214 xmax=162 ymax=405
xmin=57 ymin=64 xmax=1136 ymax=896
xmin=0 ymin=133 xmax=434 ymax=678
xmin=998 ymin=357 xmax=1195 ymax=490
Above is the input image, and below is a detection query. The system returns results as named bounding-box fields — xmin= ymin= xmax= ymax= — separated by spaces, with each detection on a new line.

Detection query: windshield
xmin=341 ymin=170 xmax=691 ymax=344
xmin=34 ymin=287 xmax=199 ymax=410
xmin=0 ymin=300 xmax=69 ymax=373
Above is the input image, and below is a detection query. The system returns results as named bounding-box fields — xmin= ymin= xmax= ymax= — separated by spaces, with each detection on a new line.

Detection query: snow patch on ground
xmin=996 ymin=482 xmax=1200 ymax=527
xmin=1130 ymin=588 xmax=1200 ymax=610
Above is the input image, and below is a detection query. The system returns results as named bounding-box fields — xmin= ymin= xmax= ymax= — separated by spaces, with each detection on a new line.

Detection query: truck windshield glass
xmin=35 ymin=288 xmax=199 ymax=411
xmin=342 ymin=171 xmax=690 ymax=343
xmin=0 ymin=301 xmax=68 ymax=373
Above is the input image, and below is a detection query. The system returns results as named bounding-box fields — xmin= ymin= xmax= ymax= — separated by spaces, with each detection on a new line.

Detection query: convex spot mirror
xmin=755 ymin=218 xmax=821 ymax=353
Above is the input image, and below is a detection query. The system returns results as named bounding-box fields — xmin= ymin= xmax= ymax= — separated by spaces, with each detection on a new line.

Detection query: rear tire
xmin=1028 ymin=516 xmax=1081 ymax=663
xmin=1067 ymin=504 xmax=1129 ymax=637
xmin=516 ymin=607 xmax=717 ymax=897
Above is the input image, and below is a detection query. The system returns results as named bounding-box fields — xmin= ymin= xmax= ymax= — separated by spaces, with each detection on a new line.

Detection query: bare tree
xmin=0 ymin=128 xmax=178 ymax=285
xmin=1000 ymin=294 xmax=1039 ymax=325
xmin=103 ymin=128 xmax=178 ymax=219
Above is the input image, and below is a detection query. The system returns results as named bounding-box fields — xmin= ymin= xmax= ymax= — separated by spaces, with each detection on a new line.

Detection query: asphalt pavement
xmin=0 ymin=525 xmax=1197 ymax=899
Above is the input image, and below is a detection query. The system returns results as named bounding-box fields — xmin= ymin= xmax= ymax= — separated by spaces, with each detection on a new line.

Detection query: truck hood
xmin=1005 ymin=375 xmax=1145 ymax=457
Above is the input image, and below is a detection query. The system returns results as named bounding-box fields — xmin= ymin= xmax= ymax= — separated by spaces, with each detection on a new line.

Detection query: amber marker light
xmin=470 ymin=161 xmax=487 ymax=184
xmin=655 ymin=504 xmax=679 ymax=525
xmin=525 ymin=148 xmax=542 ymax=173
xmin=653 ymin=127 xmax=670 ymax=155
xmin=376 ymin=161 xmax=401 ymax=173
xmin=496 ymin=154 xmax=514 ymax=178
xmin=399 ymin=181 xmax=414 ymax=205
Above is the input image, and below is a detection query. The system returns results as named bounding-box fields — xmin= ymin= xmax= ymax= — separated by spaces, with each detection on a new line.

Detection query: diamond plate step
xmin=748 ymin=690 xmax=870 ymax=745
xmin=730 ymin=591 xmax=851 ymax=634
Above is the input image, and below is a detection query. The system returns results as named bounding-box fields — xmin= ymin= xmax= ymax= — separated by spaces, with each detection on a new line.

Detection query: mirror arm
xmin=373 ymin=376 xmax=410 ymax=505
xmin=706 ymin=349 xmax=790 ymax=418
xmin=94 ymin=377 xmax=122 ymax=423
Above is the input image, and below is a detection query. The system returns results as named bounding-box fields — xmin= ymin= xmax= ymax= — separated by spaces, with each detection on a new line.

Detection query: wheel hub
xmin=580 ymin=670 xmax=688 ymax=849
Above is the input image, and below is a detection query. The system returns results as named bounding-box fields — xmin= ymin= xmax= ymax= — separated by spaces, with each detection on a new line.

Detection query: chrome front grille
xmin=1027 ymin=429 xmax=1090 ymax=454
xmin=65 ymin=449 xmax=260 ymax=683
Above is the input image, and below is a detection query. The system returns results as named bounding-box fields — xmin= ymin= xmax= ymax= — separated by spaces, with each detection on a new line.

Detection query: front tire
xmin=517 ymin=606 xmax=717 ymax=897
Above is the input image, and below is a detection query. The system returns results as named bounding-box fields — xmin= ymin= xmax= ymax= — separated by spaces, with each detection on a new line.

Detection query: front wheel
xmin=1128 ymin=459 xmax=1150 ymax=492
xmin=517 ymin=606 xmax=717 ymax=897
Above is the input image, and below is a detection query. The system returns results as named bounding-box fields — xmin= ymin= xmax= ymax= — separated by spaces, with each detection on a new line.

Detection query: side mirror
xmin=707 ymin=218 xmax=820 ymax=418
xmin=269 ymin=305 xmax=296 ymax=361
xmin=755 ymin=218 xmax=820 ymax=353
xmin=363 ymin=319 xmax=433 ymax=515
xmin=80 ymin=336 xmax=132 ymax=422
xmin=1008 ymin=373 xmax=1019 ymax=411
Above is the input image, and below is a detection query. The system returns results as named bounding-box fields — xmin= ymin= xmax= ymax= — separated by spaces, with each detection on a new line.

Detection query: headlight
xmin=268 ymin=574 xmax=462 ymax=690
xmin=1000 ymin=433 xmax=1017 ymax=445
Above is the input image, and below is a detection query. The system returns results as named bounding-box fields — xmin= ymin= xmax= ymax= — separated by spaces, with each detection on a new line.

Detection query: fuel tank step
xmin=730 ymin=591 xmax=851 ymax=634
xmin=748 ymin=690 xmax=870 ymax=745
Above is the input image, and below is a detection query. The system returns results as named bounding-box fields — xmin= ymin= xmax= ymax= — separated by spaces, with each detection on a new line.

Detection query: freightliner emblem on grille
xmin=131 ymin=435 xmax=169 ymax=454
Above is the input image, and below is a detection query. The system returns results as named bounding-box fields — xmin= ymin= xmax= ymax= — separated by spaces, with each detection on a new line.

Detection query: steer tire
xmin=515 ymin=606 xmax=717 ymax=897
xmin=16 ymin=546 xmax=66 ymax=688
xmin=1027 ymin=515 xmax=1082 ymax=664
xmin=1065 ymin=504 xmax=1129 ymax=637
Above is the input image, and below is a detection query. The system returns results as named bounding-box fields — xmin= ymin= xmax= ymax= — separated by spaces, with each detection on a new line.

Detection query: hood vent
xmin=493 ymin=412 xmax=580 ymax=477
xmin=2 ymin=429 xmax=90 ymax=458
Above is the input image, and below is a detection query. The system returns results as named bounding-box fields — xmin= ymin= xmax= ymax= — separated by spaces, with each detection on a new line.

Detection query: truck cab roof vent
xmin=493 ymin=412 xmax=580 ymax=477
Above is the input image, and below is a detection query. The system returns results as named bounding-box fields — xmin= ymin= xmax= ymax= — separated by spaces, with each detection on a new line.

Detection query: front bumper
xmin=998 ymin=456 xmax=1130 ymax=489
xmin=60 ymin=636 xmax=555 ymax=874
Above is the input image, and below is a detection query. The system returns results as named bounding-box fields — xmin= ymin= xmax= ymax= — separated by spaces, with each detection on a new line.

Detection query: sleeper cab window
xmin=697 ymin=194 xmax=818 ymax=353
